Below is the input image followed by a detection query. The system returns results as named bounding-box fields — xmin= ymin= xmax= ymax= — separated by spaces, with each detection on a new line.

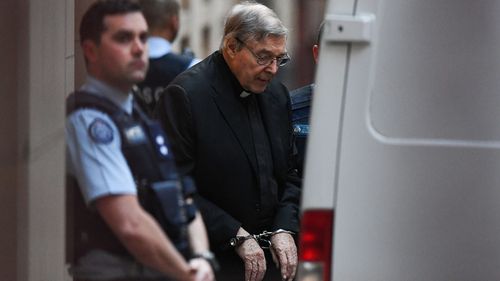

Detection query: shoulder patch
xmin=88 ymin=118 xmax=114 ymax=144
xmin=293 ymin=124 xmax=310 ymax=136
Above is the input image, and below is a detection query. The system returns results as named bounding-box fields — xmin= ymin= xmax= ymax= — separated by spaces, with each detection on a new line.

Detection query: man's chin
xmin=250 ymin=80 xmax=271 ymax=93
xmin=250 ymin=86 xmax=267 ymax=94
xmin=129 ymin=73 xmax=147 ymax=84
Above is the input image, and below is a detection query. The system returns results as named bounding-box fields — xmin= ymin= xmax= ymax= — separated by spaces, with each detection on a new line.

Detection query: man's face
xmin=85 ymin=12 xmax=148 ymax=91
xmin=229 ymin=35 xmax=287 ymax=93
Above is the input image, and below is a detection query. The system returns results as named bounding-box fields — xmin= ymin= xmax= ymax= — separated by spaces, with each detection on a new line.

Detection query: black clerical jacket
xmin=155 ymin=51 xmax=301 ymax=251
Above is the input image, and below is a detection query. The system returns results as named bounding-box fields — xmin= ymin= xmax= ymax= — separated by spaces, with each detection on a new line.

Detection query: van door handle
xmin=324 ymin=13 xmax=375 ymax=43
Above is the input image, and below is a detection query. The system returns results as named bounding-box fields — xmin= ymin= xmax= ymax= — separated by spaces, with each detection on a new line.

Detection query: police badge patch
xmin=293 ymin=124 xmax=310 ymax=136
xmin=88 ymin=118 xmax=114 ymax=144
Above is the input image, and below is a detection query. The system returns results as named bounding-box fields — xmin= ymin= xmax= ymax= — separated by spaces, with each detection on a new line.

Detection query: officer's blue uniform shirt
xmin=147 ymin=36 xmax=200 ymax=67
xmin=66 ymin=76 xmax=136 ymax=205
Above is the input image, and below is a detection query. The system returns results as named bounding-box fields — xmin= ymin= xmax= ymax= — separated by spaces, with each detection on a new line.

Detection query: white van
xmin=297 ymin=0 xmax=500 ymax=280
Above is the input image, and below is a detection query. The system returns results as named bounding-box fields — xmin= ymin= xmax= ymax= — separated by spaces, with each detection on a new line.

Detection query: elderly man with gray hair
xmin=155 ymin=1 xmax=301 ymax=281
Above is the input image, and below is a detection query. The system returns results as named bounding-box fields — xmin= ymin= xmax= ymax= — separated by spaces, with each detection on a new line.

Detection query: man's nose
xmin=132 ymin=38 xmax=145 ymax=55
xmin=265 ymin=59 xmax=279 ymax=74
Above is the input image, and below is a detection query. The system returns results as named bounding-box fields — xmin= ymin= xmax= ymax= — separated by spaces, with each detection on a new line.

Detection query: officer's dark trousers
xmin=216 ymin=250 xmax=283 ymax=281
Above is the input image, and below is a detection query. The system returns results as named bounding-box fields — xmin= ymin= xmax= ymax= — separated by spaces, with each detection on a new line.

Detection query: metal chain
xmin=253 ymin=229 xmax=295 ymax=249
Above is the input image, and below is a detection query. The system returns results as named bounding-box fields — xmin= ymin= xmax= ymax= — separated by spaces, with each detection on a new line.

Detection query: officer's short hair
xmin=80 ymin=0 xmax=142 ymax=44
xmin=139 ymin=0 xmax=180 ymax=31
xmin=221 ymin=1 xmax=288 ymax=50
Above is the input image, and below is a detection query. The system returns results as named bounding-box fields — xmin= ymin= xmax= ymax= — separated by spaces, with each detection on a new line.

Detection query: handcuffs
xmin=230 ymin=229 xmax=295 ymax=249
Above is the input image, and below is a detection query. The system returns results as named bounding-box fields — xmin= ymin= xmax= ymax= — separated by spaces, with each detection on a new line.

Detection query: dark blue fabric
xmin=136 ymin=53 xmax=193 ymax=116
xmin=289 ymin=84 xmax=313 ymax=176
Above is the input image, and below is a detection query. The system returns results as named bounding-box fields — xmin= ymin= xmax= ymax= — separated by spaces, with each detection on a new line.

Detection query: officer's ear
xmin=170 ymin=14 xmax=179 ymax=33
xmin=312 ymin=44 xmax=319 ymax=64
xmin=81 ymin=39 xmax=98 ymax=64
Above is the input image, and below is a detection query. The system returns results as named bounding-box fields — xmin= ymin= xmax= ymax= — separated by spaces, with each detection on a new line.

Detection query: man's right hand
xmin=235 ymin=228 xmax=266 ymax=281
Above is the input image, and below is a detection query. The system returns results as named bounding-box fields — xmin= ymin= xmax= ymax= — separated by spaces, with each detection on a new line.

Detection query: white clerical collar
xmin=240 ymin=91 xmax=252 ymax=98
xmin=80 ymin=76 xmax=133 ymax=114
xmin=147 ymin=37 xmax=173 ymax=59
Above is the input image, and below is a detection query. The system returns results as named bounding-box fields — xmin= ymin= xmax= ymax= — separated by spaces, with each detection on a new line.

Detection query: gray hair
xmin=139 ymin=0 xmax=180 ymax=31
xmin=221 ymin=1 xmax=288 ymax=49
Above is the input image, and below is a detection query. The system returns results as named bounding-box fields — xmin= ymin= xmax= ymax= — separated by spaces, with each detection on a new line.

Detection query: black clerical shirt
xmin=241 ymin=92 xmax=279 ymax=226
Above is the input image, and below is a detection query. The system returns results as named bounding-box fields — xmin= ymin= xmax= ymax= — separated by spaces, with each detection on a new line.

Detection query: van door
xmin=302 ymin=0 xmax=500 ymax=280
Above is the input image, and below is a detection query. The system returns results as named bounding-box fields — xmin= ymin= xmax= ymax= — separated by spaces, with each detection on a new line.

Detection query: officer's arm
xmin=186 ymin=211 xmax=216 ymax=279
xmin=187 ymin=211 xmax=210 ymax=254
xmin=95 ymin=194 xmax=195 ymax=281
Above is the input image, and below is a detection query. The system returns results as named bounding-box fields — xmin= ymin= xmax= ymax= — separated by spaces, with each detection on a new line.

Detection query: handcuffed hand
xmin=270 ymin=232 xmax=297 ymax=281
xmin=188 ymin=257 xmax=215 ymax=281
xmin=235 ymin=229 xmax=266 ymax=281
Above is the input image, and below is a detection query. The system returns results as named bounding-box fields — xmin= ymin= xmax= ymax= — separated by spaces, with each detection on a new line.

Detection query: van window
xmin=368 ymin=1 xmax=500 ymax=144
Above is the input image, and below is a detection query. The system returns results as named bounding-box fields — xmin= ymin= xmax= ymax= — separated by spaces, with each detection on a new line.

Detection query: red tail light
xmin=297 ymin=209 xmax=334 ymax=281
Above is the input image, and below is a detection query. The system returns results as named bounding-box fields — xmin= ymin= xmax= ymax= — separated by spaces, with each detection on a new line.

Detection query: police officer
xmin=289 ymin=21 xmax=324 ymax=176
xmin=65 ymin=1 xmax=215 ymax=280
xmin=135 ymin=0 xmax=200 ymax=116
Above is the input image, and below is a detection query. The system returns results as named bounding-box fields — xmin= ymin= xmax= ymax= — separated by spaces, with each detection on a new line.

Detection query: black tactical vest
xmin=136 ymin=53 xmax=193 ymax=116
xmin=66 ymin=91 xmax=197 ymax=261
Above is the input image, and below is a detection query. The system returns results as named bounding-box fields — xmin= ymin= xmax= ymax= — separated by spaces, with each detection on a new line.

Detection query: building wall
xmin=0 ymin=0 xmax=22 ymax=277
xmin=0 ymin=0 xmax=72 ymax=280
xmin=286 ymin=0 xmax=326 ymax=89
xmin=177 ymin=0 xmax=237 ymax=58
xmin=75 ymin=0 xmax=95 ymax=89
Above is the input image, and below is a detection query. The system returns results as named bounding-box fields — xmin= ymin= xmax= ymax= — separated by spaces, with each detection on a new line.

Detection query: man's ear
xmin=225 ymin=37 xmax=239 ymax=57
xmin=312 ymin=44 xmax=319 ymax=64
xmin=82 ymin=40 xmax=98 ymax=63
xmin=170 ymin=14 xmax=180 ymax=31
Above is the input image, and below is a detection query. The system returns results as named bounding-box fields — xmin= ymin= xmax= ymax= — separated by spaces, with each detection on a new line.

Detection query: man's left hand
xmin=270 ymin=233 xmax=297 ymax=281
